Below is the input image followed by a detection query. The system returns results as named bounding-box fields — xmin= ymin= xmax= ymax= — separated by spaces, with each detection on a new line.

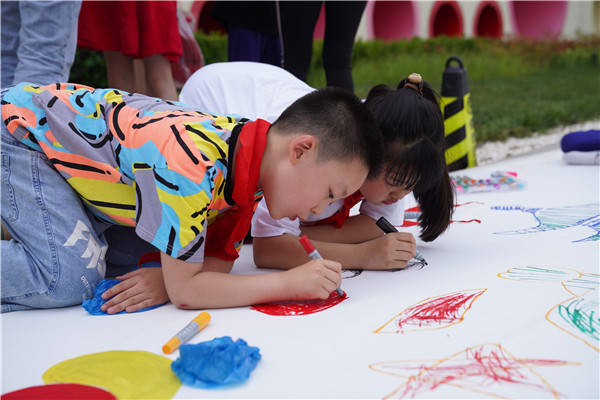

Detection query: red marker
xmin=299 ymin=235 xmax=345 ymax=298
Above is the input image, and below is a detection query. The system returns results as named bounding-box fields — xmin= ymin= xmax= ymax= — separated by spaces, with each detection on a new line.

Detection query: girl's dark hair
xmin=364 ymin=78 xmax=454 ymax=241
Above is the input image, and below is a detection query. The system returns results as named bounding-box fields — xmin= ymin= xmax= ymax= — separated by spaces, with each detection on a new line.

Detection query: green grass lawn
xmin=71 ymin=34 xmax=600 ymax=144
xmin=312 ymin=36 xmax=600 ymax=143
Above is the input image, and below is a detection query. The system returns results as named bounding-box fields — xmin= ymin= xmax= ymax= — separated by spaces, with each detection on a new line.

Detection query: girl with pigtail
xmin=364 ymin=75 xmax=454 ymax=244
xmin=180 ymin=62 xmax=454 ymax=271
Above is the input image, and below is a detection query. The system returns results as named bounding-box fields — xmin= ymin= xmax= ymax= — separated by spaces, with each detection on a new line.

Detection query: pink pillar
xmin=365 ymin=1 xmax=419 ymax=41
xmin=509 ymin=1 xmax=567 ymax=39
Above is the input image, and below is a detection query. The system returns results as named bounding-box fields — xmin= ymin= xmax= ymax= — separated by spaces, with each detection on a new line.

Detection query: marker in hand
xmin=376 ymin=216 xmax=428 ymax=265
xmin=404 ymin=211 xmax=421 ymax=220
xmin=162 ymin=311 xmax=211 ymax=354
xmin=299 ymin=235 xmax=346 ymax=298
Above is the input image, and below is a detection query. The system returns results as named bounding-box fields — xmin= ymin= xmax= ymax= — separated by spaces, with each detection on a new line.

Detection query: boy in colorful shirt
xmin=181 ymin=63 xmax=454 ymax=272
xmin=1 ymin=82 xmax=382 ymax=312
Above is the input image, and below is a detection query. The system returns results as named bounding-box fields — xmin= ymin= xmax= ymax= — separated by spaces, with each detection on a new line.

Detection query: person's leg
xmin=104 ymin=225 xmax=160 ymax=277
xmin=277 ymin=1 xmax=322 ymax=82
xmin=11 ymin=1 xmax=82 ymax=85
xmin=226 ymin=26 xmax=282 ymax=67
xmin=1 ymin=126 xmax=107 ymax=313
xmin=103 ymin=50 xmax=136 ymax=93
xmin=260 ymin=35 xmax=283 ymax=68
xmin=227 ymin=26 xmax=262 ymax=63
xmin=142 ymin=54 xmax=178 ymax=100
xmin=133 ymin=59 xmax=148 ymax=95
xmin=1 ymin=1 xmax=21 ymax=86
xmin=1 ymin=222 xmax=13 ymax=241
xmin=322 ymin=1 xmax=366 ymax=92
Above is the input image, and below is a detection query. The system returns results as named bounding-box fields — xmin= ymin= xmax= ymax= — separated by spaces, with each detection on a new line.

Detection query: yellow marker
xmin=162 ymin=312 xmax=211 ymax=354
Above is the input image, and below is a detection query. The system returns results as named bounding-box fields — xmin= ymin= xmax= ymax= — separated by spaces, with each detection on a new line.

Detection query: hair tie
xmin=403 ymin=73 xmax=423 ymax=95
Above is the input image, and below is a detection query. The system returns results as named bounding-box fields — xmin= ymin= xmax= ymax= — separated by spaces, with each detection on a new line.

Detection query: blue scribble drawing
xmin=491 ymin=203 xmax=600 ymax=242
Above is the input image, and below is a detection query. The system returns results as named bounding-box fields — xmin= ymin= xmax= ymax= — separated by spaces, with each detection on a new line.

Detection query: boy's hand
xmin=360 ymin=232 xmax=416 ymax=270
xmin=100 ymin=267 xmax=169 ymax=314
xmin=284 ymin=259 xmax=342 ymax=300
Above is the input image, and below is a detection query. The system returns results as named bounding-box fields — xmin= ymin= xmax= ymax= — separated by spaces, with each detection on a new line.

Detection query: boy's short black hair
xmin=272 ymin=87 xmax=383 ymax=180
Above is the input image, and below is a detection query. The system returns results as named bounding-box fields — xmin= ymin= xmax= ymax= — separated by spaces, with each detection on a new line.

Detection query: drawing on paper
xmin=491 ymin=203 xmax=600 ymax=242
xmin=375 ymin=289 xmax=486 ymax=334
xmin=402 ymin=202 xmax=483 ymax=227
xmin=497 ymin=265 xmax=581 ymax=283
xmin=342 ymin=269 xmax=363 ymax=279
xmin=250 ymin=291 xmax=348 ymax=316
xmin=499 ymin=266 xmax=599 ymax=351
xmin=341 ymin=260 xmax=425 ymax=277
xmin=369 ymin=343 xmax=578 ymax=399
xmin=547 ymin=273 xmax=599 ymax=351
xmin=556 ymin=297 xmax=599 ymax=340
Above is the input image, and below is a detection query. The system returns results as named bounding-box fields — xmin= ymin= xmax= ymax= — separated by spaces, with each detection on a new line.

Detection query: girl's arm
xmin=253 ymin=230 xmax=416 ymax=271
xmin=299 ymin=214 xmax=384 ymax=243
xmin=161 ymin=252 xmax=342 ymax=309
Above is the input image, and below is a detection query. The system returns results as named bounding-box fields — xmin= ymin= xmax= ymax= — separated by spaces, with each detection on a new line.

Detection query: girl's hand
xmin=359 ymin=232 xmax=416 ymax=270
xmin=283 ymin=259 xmax=342 ymax=300
xmin=100 ymin=267 xmax=169 ymax=314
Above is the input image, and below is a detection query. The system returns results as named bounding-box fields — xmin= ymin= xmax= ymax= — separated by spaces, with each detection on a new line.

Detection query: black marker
xmin=376 ymin=216 xmax=428 ymax=265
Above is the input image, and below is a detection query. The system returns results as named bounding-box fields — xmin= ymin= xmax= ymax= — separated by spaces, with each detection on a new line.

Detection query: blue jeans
xmin=1 ymin=1 xmax=82 ymax=86
xmin=1 ymin=94 xmax=108 ymax=312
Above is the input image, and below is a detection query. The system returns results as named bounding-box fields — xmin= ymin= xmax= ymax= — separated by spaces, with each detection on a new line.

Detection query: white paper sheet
xmin=2 ymin=148 xmax=598 ymax=399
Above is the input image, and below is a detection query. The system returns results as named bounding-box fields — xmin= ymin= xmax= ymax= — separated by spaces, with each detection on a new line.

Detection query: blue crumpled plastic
xmin=82 ymin=260 xmax=166 ymax=315
xmin=171 ymin=336 xmax=262 ymax=388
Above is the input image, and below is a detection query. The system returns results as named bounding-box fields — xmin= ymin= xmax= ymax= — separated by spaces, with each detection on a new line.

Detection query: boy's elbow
xmin=165 ymin=279 xmax=201 ymax=309
xmin=167 ymin=291 xmax=192 ymax=309
xmin=169 ymin=291 xmax=210 ymax=310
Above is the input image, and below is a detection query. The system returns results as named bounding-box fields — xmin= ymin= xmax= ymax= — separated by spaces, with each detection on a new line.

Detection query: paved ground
xmin=475 ymin=119 xmax=600 ymax=166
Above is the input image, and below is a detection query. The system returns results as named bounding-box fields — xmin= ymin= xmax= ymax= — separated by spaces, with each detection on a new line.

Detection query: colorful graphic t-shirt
xmin=2 ymin=83 xmax=268 ymax=262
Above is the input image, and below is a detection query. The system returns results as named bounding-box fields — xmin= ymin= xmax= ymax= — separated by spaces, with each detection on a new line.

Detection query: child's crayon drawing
xmin=553 ymin=296 xmax=599 ymax=341
xmin=384 ymin=260 xmax=426 ymax=273
xmin=497 ymin=265 xmax=582 ymax=283
xmin=498 ymin=266 xmax=599 ymax=351
xmin=342 ymin=269 xmax=363 ymax=279
xmin=401 ymin=202 xmax=483 ymax=227
xmin=250 ymin=291 xmax=348 ymax=316
xmin=341 ymin=261 xmax=424 ymax=277
xmin=491 ymin=203 xmax=600 ymax=242
xmin=547 ymin=280 xmax=599 ymax=351
xmin=369 ymin=343 xmax=578 ymax=399
xmin=2 ymin=383 xmax=117 ymax=400
xmin=374 ymin=289 xmax=486 ymax=334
